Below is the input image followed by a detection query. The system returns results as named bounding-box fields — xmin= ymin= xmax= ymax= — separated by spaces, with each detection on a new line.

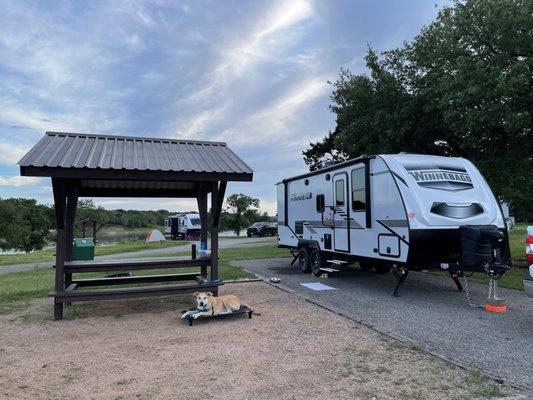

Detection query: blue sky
xmin=0 ymin=0 xmax=446 ymax=214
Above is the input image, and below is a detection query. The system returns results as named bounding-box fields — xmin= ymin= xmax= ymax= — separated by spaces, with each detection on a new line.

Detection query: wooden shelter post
xmin=65 ymin=185 xmax=79 ymax=288
xmin=196 ymin=184 xmax=208 ymax=278
xmin=210 ymin=181 xmax=227 ymax=288
xmin=52 ymin=178 xmax=67 ymax=320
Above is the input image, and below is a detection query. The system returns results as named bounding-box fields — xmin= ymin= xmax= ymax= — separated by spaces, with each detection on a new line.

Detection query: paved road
xmin=0 ymin=237 xmax=275 ymax=274
xmin=236 ymin=258 xmax=533 ymax=390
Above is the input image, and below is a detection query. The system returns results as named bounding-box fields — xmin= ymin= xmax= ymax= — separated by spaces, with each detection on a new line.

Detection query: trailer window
xmin=351 ymin=167 xmax=366 ymax=211
xmin=316 ymin=194 xmax=325 ymax=212
xmin=335 ymin=180 xmax=345 ymax=206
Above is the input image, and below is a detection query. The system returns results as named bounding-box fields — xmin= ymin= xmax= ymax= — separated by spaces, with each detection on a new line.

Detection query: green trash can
xmin=72 ymin=238 xmax=95 ymax=261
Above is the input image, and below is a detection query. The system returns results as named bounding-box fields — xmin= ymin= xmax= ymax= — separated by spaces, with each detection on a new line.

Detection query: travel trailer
xmin=164 ymin=212 xmax=201 ymax=240
xmin=277 ymin=154 xmax=511 ymax=295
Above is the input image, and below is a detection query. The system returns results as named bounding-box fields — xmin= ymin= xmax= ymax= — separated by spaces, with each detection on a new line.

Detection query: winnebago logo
xmin=407 ymin=169 xmax=473 ymax=191
xmin=290 ymin=192 xmax=312 ymax=201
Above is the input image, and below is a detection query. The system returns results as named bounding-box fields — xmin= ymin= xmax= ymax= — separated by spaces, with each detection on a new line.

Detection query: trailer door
xmin=333 ymin=174 xmax=349 ymax=252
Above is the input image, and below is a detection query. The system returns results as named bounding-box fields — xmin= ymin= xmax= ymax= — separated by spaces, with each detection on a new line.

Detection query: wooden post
xmin=52 ymin=178 xmax=67 ymax=320
xmin=65 ymin=186 xmax=79 ymax=288
xmin=196 ymin=185 xmax=208 ymax=278
xmin=210 ymin=181 xmax=227 ymax=289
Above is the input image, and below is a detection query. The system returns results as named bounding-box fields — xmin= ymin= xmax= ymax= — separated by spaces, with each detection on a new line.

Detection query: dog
xmin=181 ymin=292 xmax=247 ymax=320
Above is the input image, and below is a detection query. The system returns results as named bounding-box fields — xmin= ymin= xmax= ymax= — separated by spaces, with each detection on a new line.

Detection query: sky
xmin=0 ymin=0 xmax=447 ymax=215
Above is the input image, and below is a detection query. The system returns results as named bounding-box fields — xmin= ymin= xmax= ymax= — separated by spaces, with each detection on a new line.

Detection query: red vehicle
xmin=524 ymin=226 xmax=533 ymax=298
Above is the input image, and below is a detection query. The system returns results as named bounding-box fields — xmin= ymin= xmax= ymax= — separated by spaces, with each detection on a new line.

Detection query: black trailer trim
xmin=282 ymin=156 xmax=373 ymax=183
xmin=364 ymin=159 xmax=371 ymax=228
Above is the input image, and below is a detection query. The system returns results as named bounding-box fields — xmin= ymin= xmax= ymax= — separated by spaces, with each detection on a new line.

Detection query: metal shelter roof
xmin=18 ymin=132 xmax=253 ymax=185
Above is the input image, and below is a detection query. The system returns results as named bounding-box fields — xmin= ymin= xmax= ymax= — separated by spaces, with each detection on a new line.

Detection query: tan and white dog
xmin=181 ymin=292 xmax=246 ymax=319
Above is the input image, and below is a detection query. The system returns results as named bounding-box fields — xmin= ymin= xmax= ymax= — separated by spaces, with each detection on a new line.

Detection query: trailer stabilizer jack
xmin=289 ymin=249 xmax=299 ymax=266
xmin=392 ymin=266 xmax=409 ymax=297
xmin=449 ymin=271 xmax=463 ymax=291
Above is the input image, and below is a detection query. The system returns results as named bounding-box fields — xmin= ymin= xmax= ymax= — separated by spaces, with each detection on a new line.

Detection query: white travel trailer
xmin=277 ymin=154 xmax=511 ymax=295
xmin=164 ymin=212 xmax=201 ymax=240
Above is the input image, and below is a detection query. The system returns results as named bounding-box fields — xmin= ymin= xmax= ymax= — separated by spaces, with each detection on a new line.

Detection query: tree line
xmin=304 ymin=0 xmax=532 ymax=221
xmin=0 ymin=194 xmax=273 ymax=252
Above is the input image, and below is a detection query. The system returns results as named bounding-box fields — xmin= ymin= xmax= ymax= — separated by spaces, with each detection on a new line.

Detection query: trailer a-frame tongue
xmin=18 ymin=131 xmax=253 ymax=320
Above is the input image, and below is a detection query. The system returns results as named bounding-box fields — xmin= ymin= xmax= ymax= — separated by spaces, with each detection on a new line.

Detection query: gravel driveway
xmin=0 ymin=282 xmax=517 ymax=399
xmin=236 ymin=258 xmax=533 ymax=391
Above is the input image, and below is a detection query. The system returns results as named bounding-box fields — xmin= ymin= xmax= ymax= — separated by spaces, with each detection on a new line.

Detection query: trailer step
xmin=320 ymin=267 xmax=340 ymax=273
xmin=326 ymin=259 xmax=348 ymax=265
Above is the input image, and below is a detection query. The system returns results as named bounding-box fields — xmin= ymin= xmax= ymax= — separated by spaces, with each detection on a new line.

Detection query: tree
xmin=304 ymin=0 xmax=532 ymax=220
xmin=0 ymin=198 xmax=53 ymax=252
xmin=223 ymin=194 xmax=260 ymax=236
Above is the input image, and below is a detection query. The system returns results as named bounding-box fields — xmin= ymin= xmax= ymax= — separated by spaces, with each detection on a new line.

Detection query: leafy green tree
xmin=304 ymin=0 xmax=532 ymax=220
xmin=0 ymin=198 xmax=53 ymax=252
xmin=76 ymin=200 xmax=109 ymax=225
xmin=223 ymin=194 xmax=260 ymax=236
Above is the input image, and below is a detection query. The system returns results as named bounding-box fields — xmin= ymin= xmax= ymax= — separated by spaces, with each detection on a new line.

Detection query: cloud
xmin=0 ymin=142 xmax=29 ymax=165
xmin=169 ymin=0 xmax=316 ymax=138
xmin=216 ymin=76 xmax=330 ymax=145
xmin=0 ymin=176 xmax=43 ymax=187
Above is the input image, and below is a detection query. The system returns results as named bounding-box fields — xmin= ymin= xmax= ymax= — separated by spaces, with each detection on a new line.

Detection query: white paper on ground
xmin=300 ymin=282 xmax=337 ymax=291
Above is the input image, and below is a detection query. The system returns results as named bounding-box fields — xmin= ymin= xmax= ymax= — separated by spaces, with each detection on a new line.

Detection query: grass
xmin=0 ymin=239 xmax=189 ymax=267
xmin=508 ymin=223 xmax=528 ymax=268
xmin=0 ymin=245 xmax=289 ymax=315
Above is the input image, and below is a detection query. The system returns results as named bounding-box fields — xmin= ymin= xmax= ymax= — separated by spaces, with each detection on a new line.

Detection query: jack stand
xmin=392 ymin=265 xmax=409 ymax=297
xmin=289 ymin=249 xmax=299 ymax=266
xmin=484 ymin=262 xmax=508 ymax=313
xmin=485 ymin=277 xmax=507 ymax=313
xmin=449 ymin=271 xmax=463 ymax=291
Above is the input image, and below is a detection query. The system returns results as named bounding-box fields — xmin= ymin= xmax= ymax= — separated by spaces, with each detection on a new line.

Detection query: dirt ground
xmin=0 ymin=281 xmax=517 ymax=400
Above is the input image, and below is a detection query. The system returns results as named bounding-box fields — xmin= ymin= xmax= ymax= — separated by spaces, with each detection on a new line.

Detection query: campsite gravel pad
xmin=0 ymin=282 xmax=518 ymax=399
xmin=237 ymin=258 xmax=533 ymax=390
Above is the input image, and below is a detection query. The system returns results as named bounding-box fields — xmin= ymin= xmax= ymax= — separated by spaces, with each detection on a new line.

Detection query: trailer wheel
xmin=310 ymin=249 xmax=326 ymax=277
xmin=299 ymin=247 xmax=311 ymax=273
xmin=374 ymin=265 xmax=392 ymax=274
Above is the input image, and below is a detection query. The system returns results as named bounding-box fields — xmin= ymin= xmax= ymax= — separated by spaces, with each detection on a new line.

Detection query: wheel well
xmin=297 ymin=239 xmax=320 ymax=250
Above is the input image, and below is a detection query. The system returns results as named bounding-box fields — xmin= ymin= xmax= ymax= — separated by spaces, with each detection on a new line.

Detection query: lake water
xmin=219 ymin=229 xmax=247 ymax=237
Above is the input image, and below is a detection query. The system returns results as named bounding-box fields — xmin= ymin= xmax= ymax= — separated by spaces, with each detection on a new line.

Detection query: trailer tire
xmin=299 ymin=247 xmax=311 ymax=273
xmin=374 ymin=265 xmax=392 ymax=274
xmin=310 ymin=249 xmax=326 ymax=277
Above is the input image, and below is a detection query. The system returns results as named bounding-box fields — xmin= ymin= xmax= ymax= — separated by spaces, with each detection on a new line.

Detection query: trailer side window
xmin=335 ymin=180 xmax=345 ymax=206
xmin=316 ymin=194 xmax=325 ymax=212
xmin=351 ymin=167 xmax=366 ymax=211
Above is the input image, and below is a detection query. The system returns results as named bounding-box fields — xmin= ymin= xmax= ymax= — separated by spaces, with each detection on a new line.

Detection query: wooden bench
xmin=51 ymin=282 xmax=222 ymax=302
xmin=50 ymin=256 xmax=222 ymax=309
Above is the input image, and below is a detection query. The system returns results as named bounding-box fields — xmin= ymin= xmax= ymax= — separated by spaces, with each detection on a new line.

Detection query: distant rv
xmin=277 ymin=154 xmax=511 ymax=295
xmin=164 ymin=212 xmax=201 ymax=240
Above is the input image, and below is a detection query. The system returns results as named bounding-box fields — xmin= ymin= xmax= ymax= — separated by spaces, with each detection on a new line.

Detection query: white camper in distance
xmin=277 ymin=154 xmax=511 ymax=295
xmin=164 ymin=212 xmax=201 ymax=240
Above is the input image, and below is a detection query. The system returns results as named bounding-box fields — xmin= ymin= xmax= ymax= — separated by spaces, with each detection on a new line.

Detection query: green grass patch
xmin=508 ymin=223 xmax=527 ymax=268
xmin=0 ymin=245 xmax=289 ymax=315
xmin=0 ymin=239 xmax=189 ymax=267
